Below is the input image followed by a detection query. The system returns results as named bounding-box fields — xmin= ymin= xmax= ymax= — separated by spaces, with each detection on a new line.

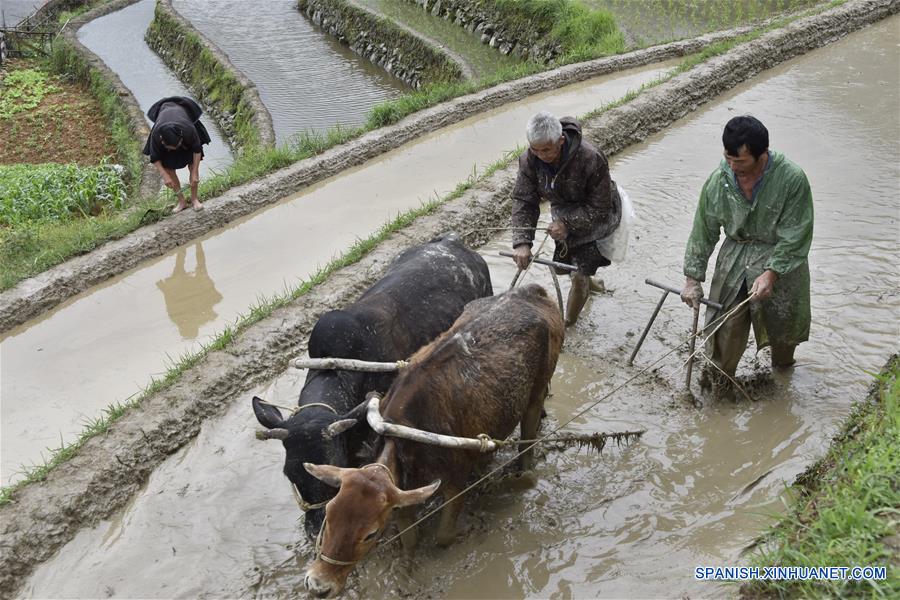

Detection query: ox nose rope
xmin=315 ymin=518 xmax=359 ymax=567
xmin=291 ymin=482 xmax=328 ymax=513
xmin=313 ymin=464 xmax=396 ymax=567
xmin=377 ymin=297 xmax=757 ymax=548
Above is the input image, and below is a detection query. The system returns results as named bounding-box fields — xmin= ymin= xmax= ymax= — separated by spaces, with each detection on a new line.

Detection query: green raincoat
xmin=683 ymin=150 xmax=813 ymax=349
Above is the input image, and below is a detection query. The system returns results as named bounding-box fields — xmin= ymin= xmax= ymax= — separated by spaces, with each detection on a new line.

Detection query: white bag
xmin=596 ymin=183 xmax=635 ymax=263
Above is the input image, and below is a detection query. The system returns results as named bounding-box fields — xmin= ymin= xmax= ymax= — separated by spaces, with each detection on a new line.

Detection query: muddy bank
xmin=408 ymin=0 xmax=564 ymax=62
xmin=146 ymin=0 xmax=275 ymax=152
xmin=0 ymin=1 xmax=897 ymax=595
xmin=15 ymin=11 xmax=900 ymax=593
xmin=171 ymin=0 xmax=408 ymax=145
xmin=0 ymin=19 xmax=795 ymax=334
xmin=300 ymin=0 xmax=465 ymax=87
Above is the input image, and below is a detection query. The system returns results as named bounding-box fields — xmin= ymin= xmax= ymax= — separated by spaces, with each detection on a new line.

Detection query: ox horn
xmin=256 ymin=428 xmax=290 ymax=441
xmin=365 ymin=394 xmax=498 ymax=452
xmin=292 ymin=357 xmax=408 ymax=372
xmin=323 ymin=419 xmax=357 ymax=439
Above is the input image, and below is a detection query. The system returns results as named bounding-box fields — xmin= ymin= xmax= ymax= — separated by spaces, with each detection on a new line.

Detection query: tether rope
xmin=375 ymin=296 xmax=756 ymax=548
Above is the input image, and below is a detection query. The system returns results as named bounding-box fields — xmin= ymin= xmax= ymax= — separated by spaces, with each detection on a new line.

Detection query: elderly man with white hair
xmin=511 ymin=111 xmax=622 ymax=326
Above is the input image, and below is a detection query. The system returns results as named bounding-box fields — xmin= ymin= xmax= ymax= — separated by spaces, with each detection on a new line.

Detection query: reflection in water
xmin=1 ymin=58 xmax=673 ymax=484
xmin=19 ymin=16 xmax=900 ymax=600
xmin=77 ymin=0 xmax=233 ymax=176
xmin=156 ymin=242 xmax=223 ymax=340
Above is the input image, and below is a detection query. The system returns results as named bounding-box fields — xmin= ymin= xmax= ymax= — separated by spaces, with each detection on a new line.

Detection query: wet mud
xmin=20 ymin=18 xmax=900 ymax=590
xmin=1 ymin=2 xmax=897 ymax=597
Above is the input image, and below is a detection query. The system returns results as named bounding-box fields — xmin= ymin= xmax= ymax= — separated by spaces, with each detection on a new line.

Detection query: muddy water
xmin=77 ymin=0 xmax=233 ymax=176
xmin=586 ymin=0 xmax=819 ymax=46
xmin=23 ymin=17 xmax=899 ymax=598
xmin=0 ymin=0 xmax=48 ymax=26
xmin=171 ymin=0 xmax=409 ymax=146
xmin=0 ymin=60 xmax=674 ymax=485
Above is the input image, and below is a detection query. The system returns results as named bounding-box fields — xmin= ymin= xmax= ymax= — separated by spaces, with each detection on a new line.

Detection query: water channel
xmin=355 ymin=0 xmax=525 ymax=80
xmin=20 ymin=15 xmax=899 ymax=599
xmin=0 ymin=60 xmax=677 ymax=485
xmin=171 ymin=0 xmax=410 ymax=146
xmin=77 ymin=0 xmax=233 ymax=177
xmin=0 ymin=0 xmax=47 ymax=27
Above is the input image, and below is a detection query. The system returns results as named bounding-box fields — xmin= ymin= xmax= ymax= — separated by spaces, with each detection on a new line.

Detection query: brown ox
xmin=302 ymin=284 xmax=564 ymax=597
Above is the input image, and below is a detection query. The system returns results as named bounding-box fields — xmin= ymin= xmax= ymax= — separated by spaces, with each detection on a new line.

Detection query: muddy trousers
xmin=705 ymin=283 xmax=796 ymax=379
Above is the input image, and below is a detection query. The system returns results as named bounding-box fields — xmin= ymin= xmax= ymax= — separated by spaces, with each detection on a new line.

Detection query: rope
xmin=257 ymin=399 xmax=337 ymax=418
xmin=679 ymin=295 xmax=755 ymax=401
xmin=378 ymin=293 xmax=756 ymax=547
xmin=510 ymin=231 xmax=552 ymax=289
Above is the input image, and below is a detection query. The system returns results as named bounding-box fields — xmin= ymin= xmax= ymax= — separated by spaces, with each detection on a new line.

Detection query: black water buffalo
xmin=252 ymin=233 xmax=492 ymax=539
xmin=303 ymin=284 xmax=565 ymax=597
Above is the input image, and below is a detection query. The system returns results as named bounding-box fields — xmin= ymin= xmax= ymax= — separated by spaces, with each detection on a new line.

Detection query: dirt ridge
xmin=0 ymin=24 xmax=762 ymax=334
xmin=0 ymin=1 xmax=896 ymax=596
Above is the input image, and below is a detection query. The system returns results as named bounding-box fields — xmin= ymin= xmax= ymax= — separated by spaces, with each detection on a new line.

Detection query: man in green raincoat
xmin=681 ymin=116 xmax=813 ymax=394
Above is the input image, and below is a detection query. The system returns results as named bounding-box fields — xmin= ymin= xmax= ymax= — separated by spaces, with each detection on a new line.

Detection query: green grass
xmin=491 ymin=0 xmax=625 ymax=59
xmin=145 ymin=3 xmax=263 ymax=152
xmin=299 ymin=0 xmax=464 ymax=86
xmin=0 ymin=147 xmax=518 ymax=506
xmin=584 ymin=0 xmax=822 ymax=46
xmin=743 ymin=357 xmax=900 ymax=598
xmin=0 ymin=124 xmax=362 ymax=290
xmin=48 ymin=39 xmax=144 ymax=197
xmin=0 ymin=163 xmax=126 ymax=226
xmin=0 ymin=0 xmax=844 ymax=292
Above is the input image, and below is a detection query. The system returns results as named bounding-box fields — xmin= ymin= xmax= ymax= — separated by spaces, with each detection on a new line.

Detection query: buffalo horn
xmin=292 ymin=357 xmax=407 ymax=372
xmin=256 ymin=428 xmax=290 ymax=441
xmin=365 ymin=394 xmax=498 ymax=452
xmin=323 ymin=419 xmax=357 ymax=439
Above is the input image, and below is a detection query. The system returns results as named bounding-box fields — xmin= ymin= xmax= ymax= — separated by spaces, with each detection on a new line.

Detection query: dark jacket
xmin=142 ymin=96 xmax=211 ymax=170
xmin=511 ymin=117 xmax=621 ymax=248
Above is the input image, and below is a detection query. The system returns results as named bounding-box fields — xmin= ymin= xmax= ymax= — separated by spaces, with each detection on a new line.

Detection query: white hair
xmin=526 ymin=111 xmax=562 ymax=145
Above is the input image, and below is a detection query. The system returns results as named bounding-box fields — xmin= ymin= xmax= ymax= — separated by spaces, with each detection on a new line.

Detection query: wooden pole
xmin=292 ymin=357 xmax=407 ymax=372
xmin=685 ymin=303 xmax=701 ymax=390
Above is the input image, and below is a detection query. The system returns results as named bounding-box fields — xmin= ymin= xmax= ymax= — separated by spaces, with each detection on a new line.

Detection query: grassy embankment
xmin=585 ymin=0 xmax=821 ymax=46
xmin=0 ymin=0 xmax=627 ymax=291
xmin=742 ymin=356 xmax=899 ymax=599
xmin=0 ymin=0 xmax=831 ymax=502
xmin=0 ymin=1 xmax=838 ymax=292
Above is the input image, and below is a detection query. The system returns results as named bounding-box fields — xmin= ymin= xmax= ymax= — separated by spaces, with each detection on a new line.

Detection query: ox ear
xmin=303 ymin=463 xmax=346 ymax=488
xmin=395 ymin=479 xmax=441 ymax=508
xmin=252 ymin=396 xmax=285 ymax=429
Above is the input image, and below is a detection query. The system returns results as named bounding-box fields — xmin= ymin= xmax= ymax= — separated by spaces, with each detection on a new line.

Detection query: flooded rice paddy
xmin=356 ymin=0 xmax=525 ymax=80
xmin=0 ymin=59 xmax=676 ymax=485
xmin=19 ymin=16 xmax=899 ymax=599
xmin=0 ymin=0 xmax=47 ymax=26
xmin=587 ymin=0 xmax=820 ymax=46
xmin=76 ymin=0 xmax=233 ymax=176
xmin=171 ymin=0 xmax=410 ymax=146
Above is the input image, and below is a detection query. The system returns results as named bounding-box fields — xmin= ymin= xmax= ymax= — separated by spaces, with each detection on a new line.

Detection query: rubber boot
xmin=771 ymin=345 xmax=796 ymax=369
xmin=565 ymin=274 xmax=591 ymax=326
